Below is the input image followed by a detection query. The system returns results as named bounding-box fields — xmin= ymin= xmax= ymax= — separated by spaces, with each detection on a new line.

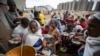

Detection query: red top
xmin=42 ymin=28 xmax=48 ymax=34
xmin=66 ymin=18 xmax=75 ymax=24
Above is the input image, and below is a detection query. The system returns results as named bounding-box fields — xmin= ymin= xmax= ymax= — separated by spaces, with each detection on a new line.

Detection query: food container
xmin=5 ymin=45 xmax=36 ymax=56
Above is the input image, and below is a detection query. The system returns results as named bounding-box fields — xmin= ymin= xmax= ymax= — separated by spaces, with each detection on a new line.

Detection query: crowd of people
xmin=0 ymin=0 xmax=100 ymax=56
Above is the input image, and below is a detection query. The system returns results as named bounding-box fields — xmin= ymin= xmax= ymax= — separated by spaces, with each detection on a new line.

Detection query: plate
xmin=8 ymin=40 xmax=20 ymax=44
xmin=42 ymin=49 xmax=52 ymax=56
xmin=72 ymin=39 xmax=81 ymax=45
xmin=43 ymin=34 xmax=52 ymax=38
xmin=61 ymin=32 xmax=69 ymax=36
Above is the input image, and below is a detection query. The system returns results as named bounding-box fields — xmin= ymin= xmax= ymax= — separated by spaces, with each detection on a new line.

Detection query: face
xmin=50 ymin=20 xmax=56 ymax=28
xmin=9 ymin=5 xmax=16 ymax=11
xmin=29 ymin=21 xmax=38 ymax=33
xmin=45 ymin=27 xmax=50 ymax=30
xmin=87 ymin=17 xmax=100 ymax=37
xmin=0 ymin=4 xmax=8 ymax=13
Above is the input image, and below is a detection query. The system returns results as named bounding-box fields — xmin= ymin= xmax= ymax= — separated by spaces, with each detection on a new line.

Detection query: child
xmin=42 ymin=25 xmax=50 ymax=34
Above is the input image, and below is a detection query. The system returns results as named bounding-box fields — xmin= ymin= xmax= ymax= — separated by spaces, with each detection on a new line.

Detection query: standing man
xmin=0 ymin=0 xmax=11 ymax=53
xmin=5 ymin=0 xmax=20 ymax=29
xmin=29 ymin=10 xmax=34 ymax=20
xmin=83 ymin=13 xmax=100 ymax=56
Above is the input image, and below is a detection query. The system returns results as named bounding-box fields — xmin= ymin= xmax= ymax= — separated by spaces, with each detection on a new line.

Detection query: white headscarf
xmin=29 ymin=20 xmax=42 ymax=36
xmin=93 ymin=13 xmax=100 ymax=20
xmin=83 ymin=36 xmax=100 ymax=56
xmin=25 ymin=20 xmax=43 ymax=51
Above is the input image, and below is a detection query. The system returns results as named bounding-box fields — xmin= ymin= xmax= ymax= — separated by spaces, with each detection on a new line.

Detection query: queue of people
xmin=0 ymin=0 xmax=100 ymax=56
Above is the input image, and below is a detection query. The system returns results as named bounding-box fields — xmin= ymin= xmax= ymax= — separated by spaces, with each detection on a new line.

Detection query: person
xmin=66 ymin=24 xmax=74 ymax=33
xmin=63 ymin=11 xmax=68 ymax=20
xmin=39 ymin=11 xmax=45 ymax=26
xmin=51 ymin=12 xmax=57 ymax=19
xmin=0 ymin=0 xmax=11 ymax=52
xmin=83 ymin=13 xmax=100 ymax=56
xmin=0 ymin=0 xmax=11 ymax=30
xmin=49 ymin=18 xmax=63 ymax=33
xmin=5 ymin=0 xmax=20 ymax=29
xmin=12 ymin=18 xmax=29 ymax=39
xmin=29 ymin=10 xmax=34 ymax=20
xmin=25 ymin=20 xmax=46 ymax=51
xmin=79 ymin=18 xmax=87 ymax=30
xmin=74 ymin=16 xmax=80 ymax=25
xmin=34 ymin=11 xmax=40 ymax=22
xmin=48 ymin=20 xmax=60 ymax=54
xmin=66 ymin=15 xmax=75 ymax=24
xmin=42 ymin=25 xmax=50 ymax=34
xmin=84 ymin=14 xmax=90 ymax=28
xmin=18 ymin=11 xmax=24 ymax=18
xmin=58 ymin=12 xmax=62 ymax=20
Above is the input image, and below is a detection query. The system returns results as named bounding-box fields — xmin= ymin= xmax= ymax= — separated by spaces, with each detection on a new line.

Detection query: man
xmin=0 ymin=0 xmax=11 ymax=53
xmin=0 ymin=0 xmax=11 ymax=30
xmin=33 ymin=11 xmax=41 ymax=24
xmin=5 ymin=0 xmax=20 ymax=29
xmin=83 ymin=13 xmax=100 ymax=56
xmin=12 ymin=18 xmax=29 ymax=39
xmin=29 ymin=10 xmax=34 ymax=20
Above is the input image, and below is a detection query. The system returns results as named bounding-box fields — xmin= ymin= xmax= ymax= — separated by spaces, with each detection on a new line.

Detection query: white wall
xmin=92 ymin=0 xmax=100 ymax=10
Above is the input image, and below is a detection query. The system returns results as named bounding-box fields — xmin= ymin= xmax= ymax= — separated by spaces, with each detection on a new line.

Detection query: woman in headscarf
xmin=48 ymin=19 xmax=60 ymax=54
xmin=25 ymin=20 xmax=46 ymax=51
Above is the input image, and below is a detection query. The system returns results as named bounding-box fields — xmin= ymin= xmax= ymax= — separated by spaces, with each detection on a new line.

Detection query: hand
xmin=73 ymin=37 xmax=80 ymax=41
xmin=12 ymin=37 xmax=21 ymax=41
xmin=42 ymin=40 xmax=47 ymax=48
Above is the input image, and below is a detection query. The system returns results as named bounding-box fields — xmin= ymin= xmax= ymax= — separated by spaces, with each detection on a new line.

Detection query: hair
xmin=71 ymin=15 xmax=74 ymax=18
xmin=80 ymin=18 xmax=85 ymax=23
xmin=34 ymin=11 xmax=39 ymax=18
xmin=90 ymin=16 xmax=100 ymax=24
xmin=85 ymin=14 xmax=90 ymax=18
xmin=29 ymin=20 xmax=36 ymax=28
xmin=7 ymin=0 xmax=16 ymax=6
xmin=21 ymin=18 xmax=29 ymax=25
xmin=34 ymin=18 xmax=40 ymax=22
xmin=38 ymin=11 xmax=41 ymax=13
xmin=77 ymin=16 xmax=80 ymax=19
xmin=50 ymin=20 xmax=57 ymax=27
xmin=19 ymin=11 xmax=23 ymax=16
xmin=65 ymin=11 xmax=68 ymax=14
xmin=29 ymin=20 xmax=36 ymax=25
xmin=45 ymin=25 xmax=49 ymax=28
xmin=29 ymin=20 xmax=38 ymax=32
xmin=31 ymin=10 xmax=33 ymax=13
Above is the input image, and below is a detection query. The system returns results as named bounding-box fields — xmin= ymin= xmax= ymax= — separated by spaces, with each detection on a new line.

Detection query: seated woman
xmin=25 ymin=20 xmax=46 ymax=51
xmin=48 ymin=20 xmax=60 ymax=54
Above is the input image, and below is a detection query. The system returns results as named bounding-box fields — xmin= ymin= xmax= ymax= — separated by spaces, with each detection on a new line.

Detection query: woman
xmin=25 ymin=20 xmax=46 ymax=51
xmin=48 ymin=20 xmax=60 ymax=54
xmin=49 ymin=20 xmax=60 ymax=39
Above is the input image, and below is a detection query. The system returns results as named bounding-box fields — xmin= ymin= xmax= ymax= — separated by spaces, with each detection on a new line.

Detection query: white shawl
xmin=83 ymin=36 xmax=100 ymax=56
xmin=25 ymin=20 xmax=44 ymax=51
xmin=28 ymin=20 xmax=42 ymax=36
